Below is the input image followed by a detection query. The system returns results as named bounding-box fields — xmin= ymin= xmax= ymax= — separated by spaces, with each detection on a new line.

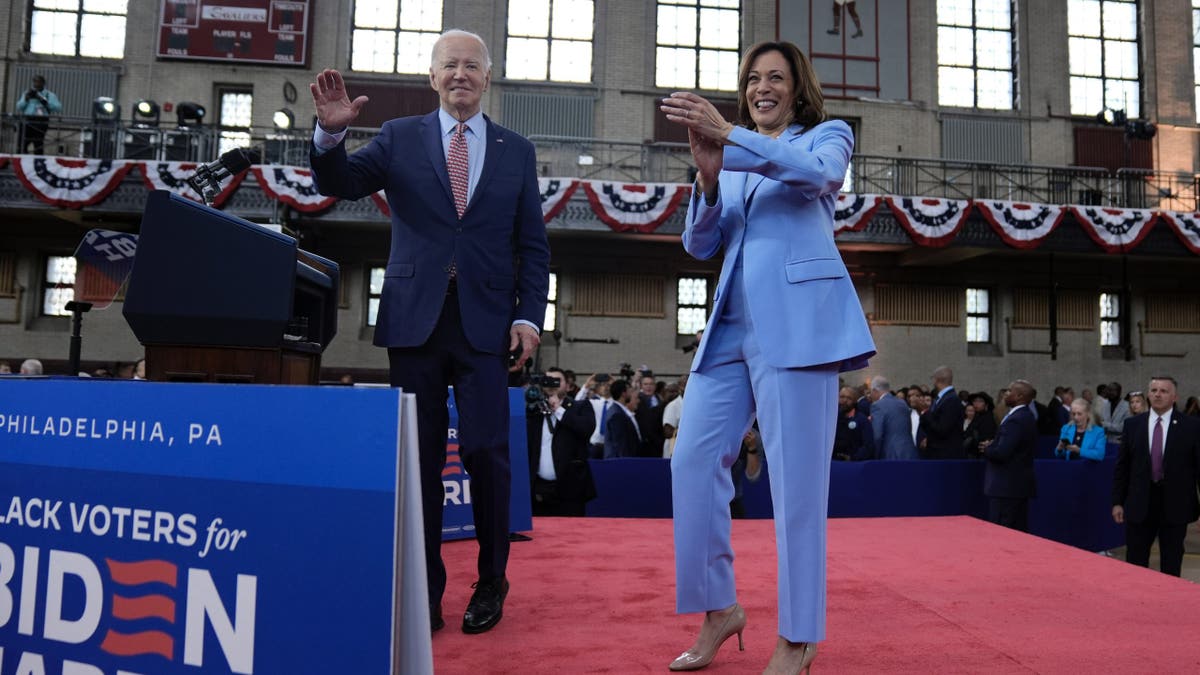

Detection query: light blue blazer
xmin=1056 ymin=423 xmax=1107 ymax=461
xmin=683 ymin=120 xmax=875 ymax=371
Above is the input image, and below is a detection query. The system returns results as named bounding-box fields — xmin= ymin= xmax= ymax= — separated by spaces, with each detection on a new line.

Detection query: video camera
xmin=618 ymin=363 xmax=636 ymax=381
xmin=524 ymin=373 xmax=562 ymax=416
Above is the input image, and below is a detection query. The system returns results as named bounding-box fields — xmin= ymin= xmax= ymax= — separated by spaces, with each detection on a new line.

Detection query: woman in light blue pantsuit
xmin=661 ymin=41 xmax=875 ymax=674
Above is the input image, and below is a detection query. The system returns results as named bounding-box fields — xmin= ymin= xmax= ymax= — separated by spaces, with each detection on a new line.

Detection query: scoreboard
xmin=157 ymin=0 xmax=312 ymax=66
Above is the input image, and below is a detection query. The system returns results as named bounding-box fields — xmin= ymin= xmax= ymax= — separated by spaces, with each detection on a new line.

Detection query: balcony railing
xmin=4 ymin=114 xmax=1198 ymax=211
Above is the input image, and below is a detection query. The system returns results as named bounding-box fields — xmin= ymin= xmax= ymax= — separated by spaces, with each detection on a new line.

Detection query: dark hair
xmin=735 ymin=41 xmax=827 ymax=132
xmin=609 ymin=379 xmax=629 ymax=401
xmin=1149 ymin=375 xmax=1179 ymax=389
xmin=970 ymin=391 xmax=995 ymax=411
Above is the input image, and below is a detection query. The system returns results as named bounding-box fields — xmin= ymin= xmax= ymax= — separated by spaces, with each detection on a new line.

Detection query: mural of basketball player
xmin=828 ymin=0 xmax=864 ymax=38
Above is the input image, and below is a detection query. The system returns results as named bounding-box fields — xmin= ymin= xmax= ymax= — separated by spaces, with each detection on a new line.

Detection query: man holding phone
xmin=16 ymin=75 xmax=62 ymax=155
xmin=575 ymin=373 xmax=615 ymax=458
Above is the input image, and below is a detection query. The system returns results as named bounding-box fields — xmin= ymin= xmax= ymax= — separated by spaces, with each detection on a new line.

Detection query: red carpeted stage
xmin=432 ymin=516 xmax=1200 ymax=673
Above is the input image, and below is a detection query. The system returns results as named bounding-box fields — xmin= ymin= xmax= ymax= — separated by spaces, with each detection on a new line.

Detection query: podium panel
xmin=0 ymin=378 xmax=427 ymax=674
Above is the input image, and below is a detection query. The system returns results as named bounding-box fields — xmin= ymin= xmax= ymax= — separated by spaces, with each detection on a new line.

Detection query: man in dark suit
xmin=603 ymin=379 xmax=642 ymax=459
xmin=980 ymin=380 xmax=1038 ymax=532
xmin=635 ymin=373 xmax=664 ymax=456
xmin=919 ymin=365 xmax=965 ymax=459
xmin=1112 ymin=376 xmax=1200 ymax=576
xmin=308 ymin=30 xmax=550 ymax=634
xmin=526 ymin=374 xmax=595 ymax=517
xmin=869 ymin=375 xmax=917 ymax=460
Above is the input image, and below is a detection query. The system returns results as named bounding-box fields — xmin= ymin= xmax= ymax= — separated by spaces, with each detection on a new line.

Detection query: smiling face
xmin=744 ymin=49 xmax=797 ymax=136
xmin=429 ymin=34 xmax=491 ymax=120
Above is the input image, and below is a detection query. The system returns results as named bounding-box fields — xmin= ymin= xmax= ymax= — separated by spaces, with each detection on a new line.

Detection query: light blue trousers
xmin=671 ymin=262 xmax=838 ymax=643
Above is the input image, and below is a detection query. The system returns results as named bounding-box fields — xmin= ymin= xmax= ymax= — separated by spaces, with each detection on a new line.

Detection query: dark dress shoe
xmin=431 ymin=603 xmax=445 ymax=632
xmin=462 ymin=578 xmax=509 ymax=634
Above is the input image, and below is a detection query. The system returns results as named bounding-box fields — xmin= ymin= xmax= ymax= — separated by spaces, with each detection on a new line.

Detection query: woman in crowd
xmin=1127 ymin=391 xmax=1148 ymax=416
xmin=964 ymin=391 xmax=997 ymax=456
xmin=1186 ymin=396 xmax=1200 ymax=418
xmin=1055 ymin=398 xmax=1106 ymax=461
xmin=660 ymin=40 xmax=874 ymax=674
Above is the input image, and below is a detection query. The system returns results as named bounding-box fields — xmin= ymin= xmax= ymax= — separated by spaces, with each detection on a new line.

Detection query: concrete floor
xmin=1106 ymin=525 xmax=1200 ymax=582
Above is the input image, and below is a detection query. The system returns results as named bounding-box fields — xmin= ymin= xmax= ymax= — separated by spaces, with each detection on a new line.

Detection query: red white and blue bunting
xmin=1068 ymin=206 xmax=1158 ymax=253
xmin=539 ymin=178 xmax=580 ymax=223
xmin=833 ymin=193 xmax=882 ymax=234
xmin=975 ymin=200 xmax=1066 ymax=249
xmin=581 ymin=180 xmax=690 ymax=233
xmin=371 ymin=189 xmax=391 ymax=218
xmin=250 ymin=166 xmax=338 ymax=212
xmin=12 ymin=156 xmax=134 ymax=209
xmin=8 ymin=157 xmax=1200 ymax=257
xmin=885 ymin=196 xmax=971 ymax=247
xmin=1158 ymin=211 xmax=1200 ymax=255
xmin=138 ymin=161 xmax=245 ymax=207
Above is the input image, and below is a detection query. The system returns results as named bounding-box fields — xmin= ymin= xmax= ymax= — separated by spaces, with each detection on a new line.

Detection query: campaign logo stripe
xmin=111 ymin=593 xmax=177 ymax=622
xmin=99 ymin=628 xmax=175 ymax=659
xmin=106 ymin=558 xmax=178 ymax=587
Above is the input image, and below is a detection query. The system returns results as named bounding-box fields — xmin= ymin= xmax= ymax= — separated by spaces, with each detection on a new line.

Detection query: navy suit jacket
xmin=871 ymin=393 xmax=917 ymax=460
xmin=1112 ymin=411 xmax=1200 ymax=525
xmin=983 ymin=405 xmax=1038 ymax=498
xmin=604 ymin=408 xmax=641 ymax=459
xmin=920 ymin=388 xmax=965 ymax=458
xmin=310 ymin=111 xmax=549 ymax=354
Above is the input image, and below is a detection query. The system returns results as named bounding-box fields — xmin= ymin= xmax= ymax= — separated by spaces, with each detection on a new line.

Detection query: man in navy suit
xmin=1112 ymin=376 xmax=1200 ymax=576
xmin=603 ymin=379 xmax=642 ymax=459
xmin=981 ymin=380 xmax=1038 ymax=532
xmin=868 ymin=375 xmax=917 ymax=460
xmin=309 ymin=30 xmax=550 ymax=634
xmin=919 ymin=365 xmax=965 ymax=459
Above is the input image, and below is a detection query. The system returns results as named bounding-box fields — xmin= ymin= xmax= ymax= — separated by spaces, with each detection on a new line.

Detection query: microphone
xmin=186 ymin=148 xmax=257 ymax=206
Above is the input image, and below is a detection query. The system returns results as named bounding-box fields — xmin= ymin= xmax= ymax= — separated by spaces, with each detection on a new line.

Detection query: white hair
xmin=432 ymin=29 xmax=492 ymax=70
xmin=20 ymin=359 xmax=43 ymax=375
xmin=871 ymin=375 xmax=891 ymax=392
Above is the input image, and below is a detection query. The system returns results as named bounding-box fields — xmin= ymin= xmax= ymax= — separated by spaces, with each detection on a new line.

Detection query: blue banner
xmin=441 ymin=388 xmax=532 ymax=540
xmin=0 ymin=378 xmax=403 ymax=674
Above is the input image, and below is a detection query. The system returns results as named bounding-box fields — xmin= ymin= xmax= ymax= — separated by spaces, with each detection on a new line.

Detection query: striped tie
xmin=448 ymin=122 xmax=469 ymax=218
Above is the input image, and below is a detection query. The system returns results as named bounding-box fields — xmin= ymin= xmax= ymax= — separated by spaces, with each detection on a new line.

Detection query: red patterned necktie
xmin=448 ymin=122 xmax=469 ymax=218
xmin=1151 ymin=416 xmax=1164 ymax=482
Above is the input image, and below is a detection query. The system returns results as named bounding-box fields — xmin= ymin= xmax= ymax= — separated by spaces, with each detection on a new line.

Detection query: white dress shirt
xmin=537 ymin=406 xmax=566 ymax=481
xmin=588 ymin=398 xmax=611 ymax=446
xmin=1148 ymin=408 xmax=1173 ymax=458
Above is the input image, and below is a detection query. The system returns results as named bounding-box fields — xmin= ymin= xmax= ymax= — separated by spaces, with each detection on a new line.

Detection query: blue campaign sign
xmin=441 ymin=388 xmax=532 ymax=541
xmin=0 ymin=378 xmax=404 ymax=675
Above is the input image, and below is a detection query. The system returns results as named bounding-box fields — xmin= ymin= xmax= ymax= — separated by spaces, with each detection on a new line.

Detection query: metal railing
xmin=4 ymin=115 xmax=1198 ymax=211
xmin=848 ymin=155 xmax=1114 ymax=207
xmin=0 ymin=114 xmax=311 ymax=165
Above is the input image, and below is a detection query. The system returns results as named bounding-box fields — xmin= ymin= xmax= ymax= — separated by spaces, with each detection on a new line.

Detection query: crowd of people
xmin=0 ymin=358 xmax=145 ymax=379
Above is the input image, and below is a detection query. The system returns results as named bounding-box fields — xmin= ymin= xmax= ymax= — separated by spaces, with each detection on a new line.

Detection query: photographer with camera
xmin=526 ymin=367 xmax=596 ymax=516
xmin=15 ymin=75 xmax=62 ymax=155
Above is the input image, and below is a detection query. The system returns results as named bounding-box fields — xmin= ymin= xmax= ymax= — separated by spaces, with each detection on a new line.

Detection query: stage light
xmin=176 ymin=101 xmax=206 ymax=127
xmin=92 ymin=97 xmax=119 ymax=123
xmin=1125 ymin=120 xmax=1157 ymax=141
xmin=272 ymin=108 xmax=295 ymax=131
xmin=1096 ymin=107 xmax=1127 ymax=127
xmin=133 ymin=99 xmax=160 ymax=127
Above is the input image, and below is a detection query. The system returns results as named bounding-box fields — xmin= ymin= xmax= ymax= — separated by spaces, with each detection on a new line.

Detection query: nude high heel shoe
xmin=763 ymin=638 xmax=817 ymax=675
xmin=668 ymin=603 xmax=747 ymax=671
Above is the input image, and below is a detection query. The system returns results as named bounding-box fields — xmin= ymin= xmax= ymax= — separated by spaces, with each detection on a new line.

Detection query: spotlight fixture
xmin=92 ymin=96 xmax=119 ymax=123
xmin=1125 ymin=119 xmax=1157 ymax=141
xmin=1095 ymin=107 xmax=1127 ymax=127
xmin=272 ymin=108 xmax=295 ymax=130
xmin=132 ymin=99 xmax=160 ymax=127
xmin=176 ymin=101 xmax=206 ymax=127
